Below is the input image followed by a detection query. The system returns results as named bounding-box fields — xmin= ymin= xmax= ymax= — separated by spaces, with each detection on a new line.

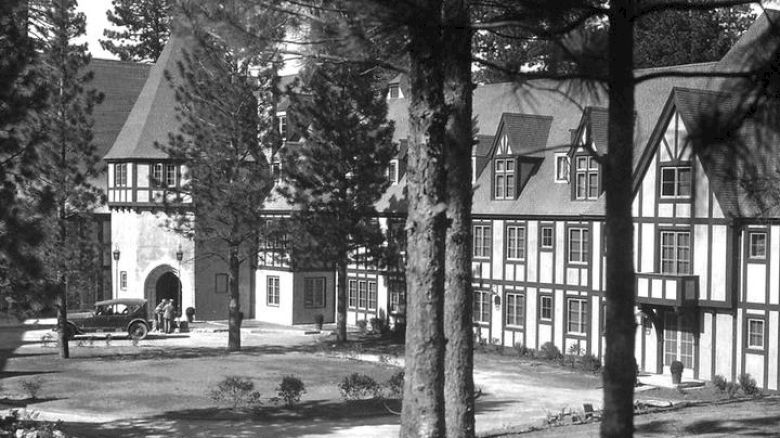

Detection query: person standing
xmin=154 ymin=299 xmax=166 ymax=332
xmin=163 ymin=299 xmax=175 ymax=334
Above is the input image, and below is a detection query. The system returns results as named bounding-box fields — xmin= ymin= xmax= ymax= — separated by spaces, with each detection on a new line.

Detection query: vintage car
xmin=65 ymin=298 xmax=151 ymax=340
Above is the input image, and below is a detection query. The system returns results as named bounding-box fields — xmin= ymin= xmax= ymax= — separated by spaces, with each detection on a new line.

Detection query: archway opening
xmin=144 ymin=265 xmax=182 ymax=318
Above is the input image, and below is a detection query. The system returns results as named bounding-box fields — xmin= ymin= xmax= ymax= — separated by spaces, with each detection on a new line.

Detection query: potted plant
xmin=671 ymin=360 xmax=684 ymax=384
xmin=314 ymin=314 xmax=324 ymax=331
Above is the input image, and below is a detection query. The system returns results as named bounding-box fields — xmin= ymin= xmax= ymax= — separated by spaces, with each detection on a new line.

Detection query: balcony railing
xmin=636 ymin=273 xmax=699 ymax=307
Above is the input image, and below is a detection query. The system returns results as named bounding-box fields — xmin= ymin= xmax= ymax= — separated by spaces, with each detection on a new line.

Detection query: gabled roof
xmin=104 ymin=34 xmax=189 ymax=160
xmin=570 ymin=107 xmax=608 ymax=154
xmin=671 ymin=88 xmax=780 ymax=219
xmin=90 ymin=59 xmax=151 ymax=162
xmin=490 ymin=113 xmax=552 ymax=157
xmin=474 ymin=135 xmax=493 ymax=157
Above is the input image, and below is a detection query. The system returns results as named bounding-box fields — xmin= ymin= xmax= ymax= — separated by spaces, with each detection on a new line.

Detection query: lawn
xmin=0 ymin=333 xmax=402 ymax=422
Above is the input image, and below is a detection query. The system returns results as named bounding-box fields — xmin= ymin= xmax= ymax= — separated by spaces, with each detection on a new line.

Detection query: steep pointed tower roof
xmin=104 ymin=35 xmax=188 ymax=160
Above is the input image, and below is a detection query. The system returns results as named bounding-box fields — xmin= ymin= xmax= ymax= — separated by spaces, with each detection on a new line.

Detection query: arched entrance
xmin=144 ymin=265 xmax=182 ymax=318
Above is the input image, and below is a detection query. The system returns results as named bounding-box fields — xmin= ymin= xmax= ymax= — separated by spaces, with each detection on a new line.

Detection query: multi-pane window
xmin=660 ymin=166 xmax=692 ymax=198
xmin=505 ymin=292 xmax=525 ymax=327
xmin=271 ymin=160 xmax=281 ymax=182
xmin=358 ymin=281 xmax=368 ymax=309
xmin=748 ymin=318 xmax=765 ymax=349
xmin=389 ymin=280 xmax=405 ymax=313
xmin=278 ymin=115 xmax=287 ymax=138
xmin=660 ymin=230 xmax=691 ymax=274
xmin=114 ymin=163 xmax=128 ymax=187
xmin=473 ymin=225 xmax=491 ymax=258
xmin=541 ymin=227 xmax=554 ymax=249
xmin=368 ymin=281 xmax=377 ymax=310
xmin=568 ymin=228 xmax=590 ymax=264
xmin=473 ymin=290 xmax=491 ymax=323
xmin=506 ymin=226 xmax=526 ymax=260
xmin=348 ymin=280 xmax=357 ymax=308
xmin=388 ymin=84 xmax=401 ymax=99
xmin=303 ymin=277 xmax=326 ymax=308
xmin=165 ymin=164 xmax=177 ymax=187
xmin=555 ymin=154 xmax=570 ymax=182
xmin=152 ymin=163 xmax=163 ymax=186
xmin=574 ymin=155 xmax=599 ymax=200
xmin=267 ymin=276 xmax=280 ymax=306
xmin=664 ymin=313 xmax=694 ymax=368
xmin=388 ymin=160 xmax=399 ymax=184
xmin=539 ymin=295 xmax=553 ymax=321
xmin=120 ymin=271 xmax=127 ymax=290
xmin=749 ymin=232 xmax=767 ymax=259
xmin=494 ymin=158 xmax=516 ymax=199
xmin=215 ymin=273 xmax=228 ymax=294
xmin=567 ymin=298 xmax=587 ymax=334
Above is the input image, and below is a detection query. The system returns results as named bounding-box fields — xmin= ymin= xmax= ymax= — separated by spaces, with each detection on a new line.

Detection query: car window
xmin=115 ymin=304 xmax=128 ymax=314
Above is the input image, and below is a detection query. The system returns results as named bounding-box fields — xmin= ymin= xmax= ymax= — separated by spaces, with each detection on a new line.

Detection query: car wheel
xmin=129 ymin=322 xmax=148 ymax=340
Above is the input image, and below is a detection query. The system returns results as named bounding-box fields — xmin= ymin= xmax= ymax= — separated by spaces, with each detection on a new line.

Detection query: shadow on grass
xmin=0 ymin=370 xmax=58 ymax=379
xmin=682 ymin=413 xmax=780 ymax=436
xmin=83 ymin=343 xmax=328 ymax=362
xmin=0 ymin=397 xmax=64 ymax=409
xmin=61 ymin=399 xmax=405 ymax=438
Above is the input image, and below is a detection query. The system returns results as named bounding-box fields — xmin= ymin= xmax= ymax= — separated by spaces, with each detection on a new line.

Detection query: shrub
xmin=712 ymin=375 xmax=728 ymax=392
xmin=338 ymin=373 xmax=380 ymax=401
xmin=370 ymin=317 xmax=389 ymax=336
xmin=276 ymin=375 xmax=306 ymax=408
xmin=209 ymin=376 xmax=262 ymax=409
xmin=539 ymin=342 xmax=562 ymax=361
xmin=513 ymin=343 xmax=529 ymax=357
xmin=314 ymin=314 xmax=324 ymax=329
xmin=19 ymin=378 xmax=42 ymax=399
xmin=385 ymin=370 xmax=404 ymax=399
xmin=356 ymin=320 xmax=368 ymax=334
xmin=580 ymin=353 xmax=601 ymax=373
xmin=725 ymin=382 xmax=740 ymax=399
xmin=670 ymin=360 xmax=684 ymax=375
xmin=738 ymin=373 xmax=759 ymax=396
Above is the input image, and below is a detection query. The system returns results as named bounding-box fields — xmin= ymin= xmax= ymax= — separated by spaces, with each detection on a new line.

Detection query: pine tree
xmin=0 ymin=0 xmax=50 ymax=312
xmin=100 ymin=0 xmax=172 ymax=63
xmin=442 ymin=1 xmax=476 ymax=436
xmin=29 ymin=0 xmax=104 ymax=359
xmin=161 ymin=26 xmax=278 ymax=351
xmin=280 ymin=17 xmax=395 ymax=344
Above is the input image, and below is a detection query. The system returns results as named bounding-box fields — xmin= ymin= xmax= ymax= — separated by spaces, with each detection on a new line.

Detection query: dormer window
xmin=272 ymin=159 xmax=281 ymax=183
xmin=494 ymin=158 xmax=515 ymax=199
xmin=388 ymin=84 xmax=402 ymax=99
xmin=278 ymin=114 xmax=287 ymax=139
xmin=574 ymin=155 xmax=599 ymax=200
xmin=660 ymin=165 xmax=692 ymax=199
xmin=388 ymin=159 xmax=399 ymax=184
xmin=554 ymin=153 xmax=569 ymax=183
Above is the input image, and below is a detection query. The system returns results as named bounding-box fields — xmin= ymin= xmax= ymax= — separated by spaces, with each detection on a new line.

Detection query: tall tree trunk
xmin=336 ymin=255 xmax=348 ymax=342
xmin=56 ymin=273 xmax=69 ymax=359
xmin=400 ymin=1 xmax=447 ymax=437
xmin=228 ymin=243 xmax=242 ymax=351
xmin=443 ymin=0 xmax=475 ymax=436
xmin=601 ymin=3 xmax=636 ymax=437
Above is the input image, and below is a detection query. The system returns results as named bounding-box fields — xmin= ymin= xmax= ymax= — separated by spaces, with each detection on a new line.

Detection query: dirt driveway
xmin=0 ymin=324 xmax=601 ymax=437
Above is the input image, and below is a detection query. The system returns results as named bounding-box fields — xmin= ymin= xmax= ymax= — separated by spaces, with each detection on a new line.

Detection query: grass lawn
xmin=0 ymin=334 xmax=402 ymax=421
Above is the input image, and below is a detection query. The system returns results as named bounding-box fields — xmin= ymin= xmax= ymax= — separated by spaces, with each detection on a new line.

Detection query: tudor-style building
xmin=94 ymin=11 xmax=780 ymax=389
xmin=334 ymin=11 xmax=780 ymax=390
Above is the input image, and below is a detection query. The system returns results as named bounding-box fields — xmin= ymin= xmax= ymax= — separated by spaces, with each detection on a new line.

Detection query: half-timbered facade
xmin=94 ymin=11 xmax=780 ymax=389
